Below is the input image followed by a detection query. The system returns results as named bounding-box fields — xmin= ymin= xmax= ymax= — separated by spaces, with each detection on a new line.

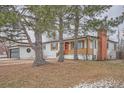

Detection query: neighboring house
xmin=8 ymin=28 xmax=118 ymax=60
xmin=0 ymin=42 xmax=7 ymax=58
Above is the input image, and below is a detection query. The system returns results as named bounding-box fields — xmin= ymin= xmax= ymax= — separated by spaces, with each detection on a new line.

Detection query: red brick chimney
xmin=97 ymin=27 xmax=107 ymax=60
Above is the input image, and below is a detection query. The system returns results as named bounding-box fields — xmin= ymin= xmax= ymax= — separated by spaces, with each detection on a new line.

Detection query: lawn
xmin=0 ymin=59 xmax=124 ymax=88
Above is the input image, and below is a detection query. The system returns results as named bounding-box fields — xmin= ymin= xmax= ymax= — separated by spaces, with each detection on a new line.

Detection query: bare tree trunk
xmin=74 ymin=7 xmax=79 ymax=60
xmin=74 ymin=32 xmax=78 ymax=60
xmin=58 ymin=36 xmax=64 ymax=62
xmin=33 ymin=31 xmax=46 ymax=66
xmin=58 ymin=16 xmax=64 ymax=62
xmin=58 ymin=31 xmax=64 ymax=62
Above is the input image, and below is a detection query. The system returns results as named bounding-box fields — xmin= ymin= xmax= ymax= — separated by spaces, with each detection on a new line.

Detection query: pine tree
xmin=68 ymin=5 xmax=112 ymax=60
xmin=25 ymin=6 xmax=56 ymax=66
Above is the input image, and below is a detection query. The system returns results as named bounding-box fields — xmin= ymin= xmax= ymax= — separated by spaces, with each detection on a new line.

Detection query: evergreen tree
xmin=68 ymin=5 xmax=112 ymax=60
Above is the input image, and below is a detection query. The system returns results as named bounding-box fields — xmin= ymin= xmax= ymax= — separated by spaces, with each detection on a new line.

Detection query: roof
xmin=42 ymin=35 xmax=98 ymax=44
xmin=42 ymin=35 xmax=118 ymax=44
xmin=108 ymin=40 xmax=118 ymax=43
xmin=8 ymin=35 xmax=118 ymax=47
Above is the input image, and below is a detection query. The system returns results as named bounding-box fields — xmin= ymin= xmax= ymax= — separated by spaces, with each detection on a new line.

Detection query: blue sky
xmin=107 ymin=5 xmax=124 ymax=41
xmin=107 ymin=5 xmax=123 ymax=18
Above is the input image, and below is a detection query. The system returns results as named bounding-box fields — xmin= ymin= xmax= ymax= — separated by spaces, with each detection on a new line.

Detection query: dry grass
xmin=0 ymin=59 xmax=124 ymax=88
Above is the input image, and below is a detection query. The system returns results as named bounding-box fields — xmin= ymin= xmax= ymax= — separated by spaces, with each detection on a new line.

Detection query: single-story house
xmin=8 ymin=28 xmax=118 ymax=60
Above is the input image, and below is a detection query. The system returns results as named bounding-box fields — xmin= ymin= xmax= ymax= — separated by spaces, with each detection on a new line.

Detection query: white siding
xmin=20 ymin=47 xmax=35 ymax=59
xmin=43 ymin=43 xmax=59 ymax=58
xmin=107 ymin=42 xmax=116 ymax=59
xmin=94 ymin=39 xmax=98 ymax=60
xmin=64 ymin=54 xmax=93 ymax=60
xmin=43 ymin=39 xmax=99 ymax=60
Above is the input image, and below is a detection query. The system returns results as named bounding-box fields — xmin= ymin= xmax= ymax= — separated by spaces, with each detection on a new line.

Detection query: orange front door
xmin=64 ymin=42 xmax=69 ymax=54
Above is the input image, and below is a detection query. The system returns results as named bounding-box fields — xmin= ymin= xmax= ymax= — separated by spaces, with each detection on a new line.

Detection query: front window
xmin=92 ymin=40 xmax=96 ymax=49
xmin=51 ymin=42 xmax=58 ymax=50
xmin=78 ymin=40 xmax=83 ymax=49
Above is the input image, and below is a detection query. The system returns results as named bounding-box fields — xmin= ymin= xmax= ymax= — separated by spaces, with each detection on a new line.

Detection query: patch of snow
xmin=74 ymin=77 xmax=124 ymax=88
